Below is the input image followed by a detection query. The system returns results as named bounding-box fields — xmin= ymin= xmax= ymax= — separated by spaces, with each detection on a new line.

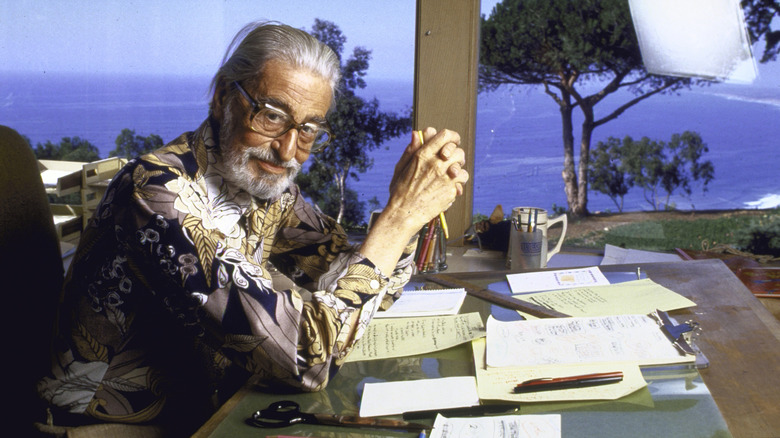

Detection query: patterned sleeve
xmin=107 ymin=152 xmax=416 ymax=392
xmin=266 ymin=188 xmax=418 ymax=386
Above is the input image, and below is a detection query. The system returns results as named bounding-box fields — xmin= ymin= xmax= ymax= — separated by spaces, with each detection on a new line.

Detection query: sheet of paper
xmin=40 ymin=169 xmax=72 ymax=188
xmin=628 ymin=0 xmax=756 ymax=83
xmin=601 ymin=244 xmax=682 ymax=265
xmin=374 ymin=288 xmax=466 ymax=318
xmin=430 ymin=412 xmax=561 ymax=438
xmin=507 ymin=267 xmax=610 ymax=294
xmin=472 ymin=338 xmax=647 ymax=403
xmin=346 ymin=312 xmax=485 ymax=362
xmin=516 ymin=278 xmax=696 ymax=317
xmin=359 ymin=376 xmax=479 ymax=417
xmin=486 ymin=315 xmax=693 ymax=368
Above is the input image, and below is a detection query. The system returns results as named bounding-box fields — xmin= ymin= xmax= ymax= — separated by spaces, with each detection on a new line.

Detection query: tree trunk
xmin=575 ymin=107 xmax=596 ymax=217
xmin=560 ymin=99 xmax=578 ymax=215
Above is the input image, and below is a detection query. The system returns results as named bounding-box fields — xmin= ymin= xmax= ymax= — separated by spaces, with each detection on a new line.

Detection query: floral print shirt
xmin=37 ymin=119 xmax=416 ymax=426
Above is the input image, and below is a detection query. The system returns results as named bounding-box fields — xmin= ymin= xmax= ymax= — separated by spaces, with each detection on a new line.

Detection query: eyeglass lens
xmin=252 ymin=106 xmax=330 ymax=150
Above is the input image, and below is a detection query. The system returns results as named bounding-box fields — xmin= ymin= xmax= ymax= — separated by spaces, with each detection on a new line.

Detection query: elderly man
xmin=36 ymin=21 xmax=468 ymax=433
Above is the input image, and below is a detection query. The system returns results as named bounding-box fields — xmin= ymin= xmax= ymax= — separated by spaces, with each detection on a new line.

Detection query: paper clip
xmin=649 ymin=309 xmax=698 ymax=356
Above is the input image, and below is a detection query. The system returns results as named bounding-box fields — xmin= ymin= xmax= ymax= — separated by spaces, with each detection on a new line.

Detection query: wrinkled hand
xmin=360 ymin=128 xmax=469 ymax=274
xmin=386 ymin=128 xmax=469 ymax=233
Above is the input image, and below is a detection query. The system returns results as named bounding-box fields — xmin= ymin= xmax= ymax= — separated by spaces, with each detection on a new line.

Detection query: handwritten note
xmin=430 ymin=413 xmax=561 ymax=438
xmin=486 ymin=315 xmax=693 ymax=368
xmin=346 ymin=312 xmax=484 ymax=362
xmin=507 ymin=267 xmax=610 ymax=294
xmin=518 ymin=278 xmax=696 ymax=317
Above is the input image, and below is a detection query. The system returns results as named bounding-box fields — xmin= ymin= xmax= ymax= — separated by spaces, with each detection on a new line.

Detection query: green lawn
xmin=565 ymin=209 xmax=780 ymax=256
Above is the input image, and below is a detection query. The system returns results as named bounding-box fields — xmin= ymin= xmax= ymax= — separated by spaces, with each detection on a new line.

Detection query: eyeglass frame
xmin=232 ymin=81 xmax=334 ymax=152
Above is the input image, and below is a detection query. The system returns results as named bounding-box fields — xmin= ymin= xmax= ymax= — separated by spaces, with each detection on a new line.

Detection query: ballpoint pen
xmin=403 ymin=404 xmax=520 ymax=420
xmin=513 ymin=371 xmax=624 ymax=393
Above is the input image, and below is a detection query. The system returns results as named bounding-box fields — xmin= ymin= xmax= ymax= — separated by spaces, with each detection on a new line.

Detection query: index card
xmin=507 ymin=267 xmax=610 ymax=294
xmin=359 ymin=376 xmax=479 ymax=417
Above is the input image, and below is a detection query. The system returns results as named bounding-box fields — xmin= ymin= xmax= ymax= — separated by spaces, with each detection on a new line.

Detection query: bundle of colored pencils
xmin=414 ymin=216 xmax=447 ymax=273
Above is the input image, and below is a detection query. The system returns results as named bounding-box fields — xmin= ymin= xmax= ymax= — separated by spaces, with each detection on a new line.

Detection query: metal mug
xmin=507 ymin=207 xmax=568 ymax=269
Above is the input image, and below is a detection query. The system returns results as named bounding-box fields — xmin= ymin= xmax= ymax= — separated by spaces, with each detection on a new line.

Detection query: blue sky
xmin=2 ymin=0 xmax=776 ymax=86
xmin=1 ymin=0 xmax=501 ymax=80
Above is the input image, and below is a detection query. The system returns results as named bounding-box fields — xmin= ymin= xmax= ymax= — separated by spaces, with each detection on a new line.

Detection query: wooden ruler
xmin=420 ymin=273 xmax=569 ymax=319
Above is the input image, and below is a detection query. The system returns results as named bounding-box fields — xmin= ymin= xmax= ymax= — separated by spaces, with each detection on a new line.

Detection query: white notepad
xmin=374 ymin=288 xmax=467 ymax=318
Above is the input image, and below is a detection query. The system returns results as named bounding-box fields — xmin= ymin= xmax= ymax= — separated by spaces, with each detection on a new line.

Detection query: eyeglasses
xmin=233 ymin=81 xmax=333 ymax=152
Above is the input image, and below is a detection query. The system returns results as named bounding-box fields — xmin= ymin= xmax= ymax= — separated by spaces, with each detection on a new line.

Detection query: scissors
xmin=246 ymin=400 xmax=428 ymax=432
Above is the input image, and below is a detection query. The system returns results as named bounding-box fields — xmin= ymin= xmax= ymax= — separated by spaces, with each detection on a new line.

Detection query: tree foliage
xmin=33 ymin=136 xmax=101 ymax=162
xmin=742 ymin=0 xmax=780 ymax=63
xmin=589 ymin=132 xmax=714 ymax=211
xmin=109 ymin=128 xmax=164 ymax=159
xmin=480 ymin=0 xmax=691 ymax=217
xmin=588 ymin=137 xmax=631 ymax=212
xmin=297 ymin=19 xmax=411 ymax=227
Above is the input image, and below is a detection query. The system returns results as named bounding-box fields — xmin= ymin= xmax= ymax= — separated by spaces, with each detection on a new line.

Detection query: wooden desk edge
xmin=192 ymin=383 xmax=253 ymax=437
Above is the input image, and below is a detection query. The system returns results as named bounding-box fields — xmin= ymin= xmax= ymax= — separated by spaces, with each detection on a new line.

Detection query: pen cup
xmin=414 ymin=217 xmax=447 ymax=274
xmin=506 ymin=207 xmax=567 ymax=269
xmin=509 ymin=228 xmax=544 ymax=271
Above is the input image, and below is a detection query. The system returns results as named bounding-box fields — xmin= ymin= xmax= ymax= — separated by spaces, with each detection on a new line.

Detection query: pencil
xmin=416 ymin=130 xmax=450 ymax=240
xmin=414 ymin=222 xmax=429 ymax=264
xmin=416 ymin=218 xmax=437 ymax=271
xmin=439 ymin=212 xmax=449 ymax=240
xmin=425 ymin=228 xmax=438 ymax=271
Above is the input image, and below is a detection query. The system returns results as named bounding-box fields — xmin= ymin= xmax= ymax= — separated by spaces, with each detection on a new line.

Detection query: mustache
xmin=243 ymin=146 xmax=301 ymax=171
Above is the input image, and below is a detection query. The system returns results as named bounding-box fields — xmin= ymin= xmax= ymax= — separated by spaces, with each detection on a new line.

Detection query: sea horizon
xmin=2 ymin=71 xmax=779 ymax=219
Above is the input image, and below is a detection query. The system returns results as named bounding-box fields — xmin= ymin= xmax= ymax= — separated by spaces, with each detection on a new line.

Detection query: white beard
xmin=219 ymin=103 xmax=302 ymax=200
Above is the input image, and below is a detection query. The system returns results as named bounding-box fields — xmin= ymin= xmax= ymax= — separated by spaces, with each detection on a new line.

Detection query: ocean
xmin=2 ymin=72 xmax=779 ymax=220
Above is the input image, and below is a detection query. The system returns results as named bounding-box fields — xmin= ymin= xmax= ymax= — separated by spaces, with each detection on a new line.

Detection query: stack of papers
xmin=470 ymin=313 xmax=695 ymax=404
xmin=356 ymin=267 xmax=700 ymax=420
xmin=505 ymin=266 xmax=696 ymax=319
xmin=472 ymin=337 xmax=648 ymax=403
xmin=516 ymin=278 xmax=697 ymax=317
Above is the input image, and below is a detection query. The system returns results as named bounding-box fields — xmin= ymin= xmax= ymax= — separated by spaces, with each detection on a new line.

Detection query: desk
xmin=194 ymin=259 xmax=780 ymax=438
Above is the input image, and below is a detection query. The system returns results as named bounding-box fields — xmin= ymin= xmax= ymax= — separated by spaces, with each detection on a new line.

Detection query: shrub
xmin=735 ymin=211 xmax=780 ymax=257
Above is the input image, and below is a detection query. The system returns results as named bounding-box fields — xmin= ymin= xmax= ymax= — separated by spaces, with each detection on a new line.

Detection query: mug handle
xmin=546 ymin=214 xmax=568 ymax=261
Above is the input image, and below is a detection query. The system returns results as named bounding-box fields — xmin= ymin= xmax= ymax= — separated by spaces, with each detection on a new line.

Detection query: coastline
xmin=4 ymin=72 xmax=779 ymax=219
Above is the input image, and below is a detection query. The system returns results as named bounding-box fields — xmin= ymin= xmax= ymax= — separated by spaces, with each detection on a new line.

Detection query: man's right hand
xmin=361 ymin=128 xmax=469 ymax=275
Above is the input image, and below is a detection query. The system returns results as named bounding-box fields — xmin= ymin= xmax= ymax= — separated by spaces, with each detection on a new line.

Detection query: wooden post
xmin=414 ymin=0 xmax=480 ymax=245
